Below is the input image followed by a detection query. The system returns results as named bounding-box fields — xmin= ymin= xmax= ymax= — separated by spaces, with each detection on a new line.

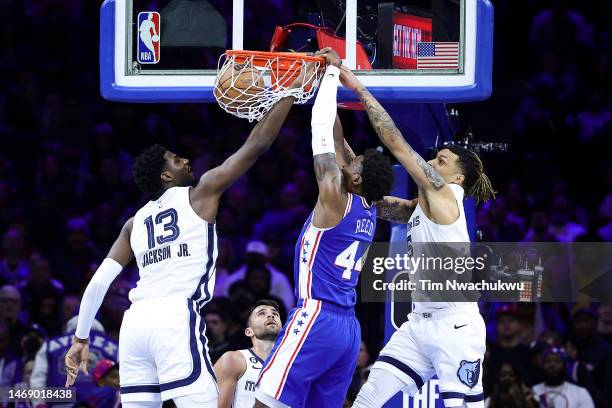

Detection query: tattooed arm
xmin=338 ymin=67 xmax=446 ymax=192
xmin=339 ymin=67 xmax=460 ymax=224
xmin=377 ymin=196 xmax=418 ymax=223
xmin=311 ymin=48 xmax=347 ymax=228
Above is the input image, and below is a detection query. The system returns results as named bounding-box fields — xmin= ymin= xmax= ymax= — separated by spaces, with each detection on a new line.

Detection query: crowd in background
xmin=0 ymin=0 xmax=611 ymax=406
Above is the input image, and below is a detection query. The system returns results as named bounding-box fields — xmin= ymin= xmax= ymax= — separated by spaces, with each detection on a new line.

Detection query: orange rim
xmin=225 ymin=50 xmax=325 ymax=64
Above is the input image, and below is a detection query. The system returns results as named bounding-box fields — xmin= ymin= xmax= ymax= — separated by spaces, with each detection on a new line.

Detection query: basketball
xmin=214 ymin=63 xmax=264 ymax=113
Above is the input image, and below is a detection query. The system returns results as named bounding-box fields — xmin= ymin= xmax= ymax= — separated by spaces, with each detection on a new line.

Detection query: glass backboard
xmin=100 ymin=0 xmax=492 ymax=103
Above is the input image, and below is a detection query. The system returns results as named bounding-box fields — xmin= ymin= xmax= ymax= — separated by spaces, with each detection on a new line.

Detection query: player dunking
xmin=254 ymin=49 xmax=393 ymax=408
xmin=214 ymin=300 xmax=283 ymax=408
xmin=340 ymin=67 xmax=495 ymax=408
xmin=63 ymin=95 xmax=298 ymax=408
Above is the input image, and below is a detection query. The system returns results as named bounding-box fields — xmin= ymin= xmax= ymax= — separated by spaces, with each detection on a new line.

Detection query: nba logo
xmin=137 ymin=12 xmax=160 ymax=64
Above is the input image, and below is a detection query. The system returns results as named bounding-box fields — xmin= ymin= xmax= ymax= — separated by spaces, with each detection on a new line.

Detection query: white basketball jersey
xmin=233 ymin=349 xmax=264 ymax=408
xmin=129 ymin=186 xmax=217 ymax=309
xmin=407 ymin=184 xmax=474 ymax=313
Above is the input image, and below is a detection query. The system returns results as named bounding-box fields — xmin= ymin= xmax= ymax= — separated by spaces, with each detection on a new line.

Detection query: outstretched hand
xmin=339 ymin=65 xmax=363 ymax=91
xmin=316 ymin=47 xmax=342 ymax=68
xmin=64 ymin=341 xmax=90 ymax=387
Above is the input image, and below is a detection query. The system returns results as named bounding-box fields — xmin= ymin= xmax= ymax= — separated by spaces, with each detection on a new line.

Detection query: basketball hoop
xmin=215 ymin=50 xmax=326 ymax=122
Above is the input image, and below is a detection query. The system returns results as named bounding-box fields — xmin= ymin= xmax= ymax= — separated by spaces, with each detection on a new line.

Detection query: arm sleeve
xmin=74 ymin=258 xmax=122 ymax=339
xmin=311 ymin=65 xmax=340 ymax=156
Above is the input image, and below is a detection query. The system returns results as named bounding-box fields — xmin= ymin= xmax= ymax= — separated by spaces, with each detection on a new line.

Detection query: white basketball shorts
xmin=118 ymin=297 xmax=218 ymax=403
xmin=373 ymin=304 xmax=485 ymax=407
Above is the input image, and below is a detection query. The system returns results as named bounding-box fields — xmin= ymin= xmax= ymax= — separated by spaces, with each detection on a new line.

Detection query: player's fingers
xmin=65 ymin=368 xmax=77 ymax=387
xmin=82 ymin=360 xmax=89 ymax=376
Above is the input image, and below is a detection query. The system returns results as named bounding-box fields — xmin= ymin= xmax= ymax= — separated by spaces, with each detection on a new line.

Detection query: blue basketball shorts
xmin=256 ymin=298 xmax=360 ymax=408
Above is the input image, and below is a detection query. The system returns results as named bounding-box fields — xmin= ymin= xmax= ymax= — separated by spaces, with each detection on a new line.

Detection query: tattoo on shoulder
xmin=378 ymin=200 xmax=414 ymax=223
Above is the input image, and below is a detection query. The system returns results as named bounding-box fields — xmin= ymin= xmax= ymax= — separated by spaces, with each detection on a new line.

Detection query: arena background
xmin=0 ymin=0 xmax=611 ymax=407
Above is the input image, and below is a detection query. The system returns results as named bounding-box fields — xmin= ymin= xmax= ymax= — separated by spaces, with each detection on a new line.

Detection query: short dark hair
xmin=246 ymin=299 xmax=280 ymax=327
xmin=361 ymin=149 xmax=394 ymax=203
xmin=132 ymin=144 xmax=167 ymax=195
xmin=445 ymin=145 xmax=495 ymax=203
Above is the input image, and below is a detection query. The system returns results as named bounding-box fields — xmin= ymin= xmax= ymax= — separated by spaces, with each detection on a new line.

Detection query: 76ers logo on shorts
xmin=137 ymin=12 xmax=160 ymax=64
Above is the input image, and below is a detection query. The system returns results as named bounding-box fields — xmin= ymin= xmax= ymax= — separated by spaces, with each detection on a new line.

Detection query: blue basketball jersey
xmin=294 ymin=193 xmax=376 ymax=307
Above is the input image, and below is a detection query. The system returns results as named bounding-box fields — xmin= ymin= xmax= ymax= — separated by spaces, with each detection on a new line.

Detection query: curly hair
xmin=132 ymin=144 xmax=167 ymax=196
xmin=445 ymin=145 xmax=496 ymax=203
xmin=361 ymin=149 xmax=394 ymax=203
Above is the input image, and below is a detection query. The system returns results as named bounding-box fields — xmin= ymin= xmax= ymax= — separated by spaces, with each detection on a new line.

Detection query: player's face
xmin=163 ymin=151 xmax=195 ymax=186
xmin=427 ymin=149 xmax=463 ymax=184
xmin=247 ymin=305 xmax=282 ymax=341
xmin=341 ymin=155 xmax=365 ymax=192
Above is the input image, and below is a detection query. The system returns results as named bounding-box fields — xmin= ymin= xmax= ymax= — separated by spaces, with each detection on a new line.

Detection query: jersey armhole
xmin=421 ymin=185 xmax=464 ymax=227
xmin=311 ymin=192 xmax=352 ymax=231
xmin=235 ymin=351 xmax=247 ymax=381
xmin=186 ymin=186 xmax=213 ymax=227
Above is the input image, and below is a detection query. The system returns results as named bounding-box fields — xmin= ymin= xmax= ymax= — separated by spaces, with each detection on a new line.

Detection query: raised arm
xmin=311 ymin=49 xmax=347 ymax=228
xmin=377 ymin=196 xmax=418 ymax=223
xmin=333 ymin=114 xmax=356 ymax=168
xmin=339 ymin=67 xmax=448 ymax=193
xmin=214 ymin=351 xmax=246 ymax=408
xmin=192 ymin=95 xmax=294 ymax=195
xmin=65 ymin=218 xmax=134 ymax=386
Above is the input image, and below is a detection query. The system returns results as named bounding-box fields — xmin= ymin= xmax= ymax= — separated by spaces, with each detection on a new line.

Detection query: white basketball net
xmin=214 ymin=52 xmax=325 ymax=122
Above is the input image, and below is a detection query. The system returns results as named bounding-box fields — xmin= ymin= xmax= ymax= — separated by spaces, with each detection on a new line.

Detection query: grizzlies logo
xmin=457 ymin=359 xmax=480 ymax=388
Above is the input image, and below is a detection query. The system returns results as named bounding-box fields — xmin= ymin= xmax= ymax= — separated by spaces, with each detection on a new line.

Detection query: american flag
xmin=417 ymin=42 xmax=459 ymax=69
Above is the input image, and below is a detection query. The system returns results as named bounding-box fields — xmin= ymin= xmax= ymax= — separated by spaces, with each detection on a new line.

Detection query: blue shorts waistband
xmin=297 ymin=299 xmax=355 ymax=316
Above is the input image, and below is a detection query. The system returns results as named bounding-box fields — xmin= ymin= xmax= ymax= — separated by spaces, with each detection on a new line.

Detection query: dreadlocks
xmin=446 ymin=145 xmax=496 ymax=203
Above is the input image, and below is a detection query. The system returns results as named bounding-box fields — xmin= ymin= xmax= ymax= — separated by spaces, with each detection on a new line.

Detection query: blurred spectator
xmin=222 ymin=240 xmax=294 ymax=310
xmin=0 ymin=227 xmax=29 ymax=285
xmin=0 ymin=285 xmax=28 ymax=356
xmin=548 ymin=197 xmax=587 ymax=242
xmin=597 ymin=302 xmax=612 ymax=343
xmin=487 ymin=305 xmax=530 ymax=389
xmin=563 ymin=337 xmax=601 ymax=406
xmin=30 ymin=316 xmax=116 ymax=408
xmin=18 ymin=253 xmax=64 ymax=336
xmin=532 ymin=348 xmax=595 ymax=408
xmin=204 ymin=309 xmax=231 ymax=364
xmin=485 ymin=362 xmax=536 ymax=408
xmin=571 ymin=306 xmax=612 ymax=406
xmin=60 ymin=295 xmax=80 ymax=329
xmin=253 ymin=182 xmax=309 ymax=243
xmin=52 ymin=217 xmax=99 ymax=294
xmin=9 ymin=324 xmax=46 ymax=392
xmin=213 ymin=237 xmax=237 ymax=298
xmin=0 ymin=320 xmax=18 ymax=387
xmin=84 ymin=359 xmax=120 ymax=408
xmin=529 ymin=1 xmax=592 ymax=55
xmin=597 ymin=194 xmax=612 ymax=241
xmin=524 ymin=341 xmax=548 ymax=386
xmin=576 ymin=89 xmax=612 ymax=142
xmin=347 ymin=341 xmax=371 ymax=401
xmin=522 ymin=212 xmax=557 ymax=242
